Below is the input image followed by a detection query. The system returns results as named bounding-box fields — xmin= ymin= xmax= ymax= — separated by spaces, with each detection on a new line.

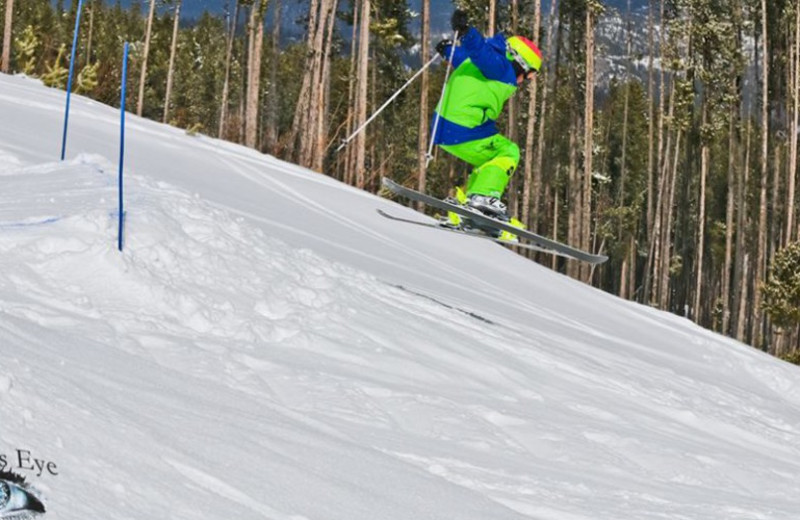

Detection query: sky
xmin=1 ymin=73 xmax=800 ymax=520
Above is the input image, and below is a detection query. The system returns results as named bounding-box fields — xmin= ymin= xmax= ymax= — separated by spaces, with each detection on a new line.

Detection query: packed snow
xmin=1 ymin=73 xmax=799 ymax=519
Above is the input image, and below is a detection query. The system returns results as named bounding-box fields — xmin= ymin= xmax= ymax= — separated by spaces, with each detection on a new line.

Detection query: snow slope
xmin=1 ymin=73 xmax=799 ymax=520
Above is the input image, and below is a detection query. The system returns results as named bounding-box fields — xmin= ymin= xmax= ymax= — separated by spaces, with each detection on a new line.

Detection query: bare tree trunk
xmin=521 ymin=0 xmax=541 ymax=227
xmin=581 ymin=3 xmax=596 ymax=282
xmin=771 ymin=142 xmax=781 ymax=257
xmin=288 ymin=0 xmax=320 ymax=160
xmin=659 ymin=130 xmax=681 ymax=310
xmin=1 ymin=0 xmax=14 ymax=73
xmin=87 ymin=0 xmax=95 ymax=63
xmin=265 ymin=0 xmax=281 ymax=153
xmin=623 ymin=235 xmax=636 ymax=299
xmin=353 ymin=0 xmax=370 ymax=188
xmin=646 ymin=0 xmax=655 ymax=240
xmin=312 ymin=0 xmax=338 ymax=171
xmin=238 ymin=97 xmax=245 ymax=142
xmin=618 ymin=0 xmax=633 ymax=298
xmin=292 ymin=0 xmax=336 ymax=169
xmin=137 ymin=0 xmax=157 ymax=117
xmin=417 ymin=0 xmax=430 ymax=201
xmin=245 ymin=1 xmax=266 ymax=149
xmin=645 ymin=0 xmax=667 ymax=304
xmin=753 ymin=1 xmax=769 ymax=348
xmin=737 ymin=253 xmax=750 ymax=342
xmin=651 ymin=64 xmax=677 ymax=305
xmin=722 ymin=96 xmax=737 ymax=334
xmin=620 ymin=240 xmax=630 ymax=298
xmin=368 ymin=41 xmax=377 ymax=189
xmin=694 ymin=101 xmax=709 ymax=323
xmin=343 ymin=3 xmax=359 ymax=184
xmin=507 ymin=0 xmax=519 ymax=217
xmin=531 ymin=0 xmax=558 ymax=233
xmin=618 ymin=0 xmax=632 ymax=206
xmin=655 ymin=0 xmax=667 ymax=231
xmin=565 ymin=0 xmax=581 ymax=279
xmin=788 ymin=3 xmax=800 ymax=244
xmin=163 ymin=0 xmax=182 ymax=124
xmin=219 ymin=1 xmax=240 ymax=139
xmin=552 ymin=187 xmax=560 ymax=271
xmin=732 ymin=113 xmax=752 ymax=337
xmin=751 ymin=0 xmax=769 ymax=348
xmin=567 ymin=113 xmax=580 ymax=279
xmin=721 ymin=0 xmax=742 ymax=331
xmin=302 ymin=0 xmax=329 ymax=165
xmin=488 ymin=0 xmax=496 ymax=37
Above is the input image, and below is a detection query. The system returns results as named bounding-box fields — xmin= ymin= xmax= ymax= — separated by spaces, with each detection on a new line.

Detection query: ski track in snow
xmin=1 ymin=74 xmax=800 ymax=519
xmin=216 ymin=153 xmax=557 ymax=324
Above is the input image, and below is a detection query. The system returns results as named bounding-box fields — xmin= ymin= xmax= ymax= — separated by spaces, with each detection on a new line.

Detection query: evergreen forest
xmin=2 ymin=0 xmax=800 ymax=363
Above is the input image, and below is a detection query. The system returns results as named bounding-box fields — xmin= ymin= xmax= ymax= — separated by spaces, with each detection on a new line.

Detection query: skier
xmin=432 ymin=10 xmax=542 ymax=225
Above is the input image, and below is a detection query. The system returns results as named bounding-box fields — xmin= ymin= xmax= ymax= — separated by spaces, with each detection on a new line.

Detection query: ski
xmin=381 ymin=177 xmax=608 ymax=265
xmin=377 ymin=209 xmax=571 ymax=256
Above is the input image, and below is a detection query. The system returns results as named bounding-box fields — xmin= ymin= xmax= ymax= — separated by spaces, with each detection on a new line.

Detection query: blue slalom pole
xmin=118 ymin=42 xmax=129 ymax=252
xmin=60 ymin=0 xmax=85 ymax=161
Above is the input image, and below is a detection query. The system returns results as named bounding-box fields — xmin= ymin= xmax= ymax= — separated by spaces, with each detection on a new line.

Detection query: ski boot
xmin=439 ymin=186 xmax=470 ymax=229
xmin=439 ymin=188 xmax=525 ymax=243
xmin=466 ymin=194 xmax=509 ymax=220
xmin=465 ymin=194 xmax=525 ymax=243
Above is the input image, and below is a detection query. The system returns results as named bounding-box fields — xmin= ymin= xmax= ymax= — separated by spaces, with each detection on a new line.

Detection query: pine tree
xmin=76 ymin=61 xmax=98 ymax=93
xmin=762 ymin=241 xmax=800 ymax=354
xmin=14 ymin=24 xmax=38 ymax=75
xmin=41 ymin=43 xmax=68 ymax=88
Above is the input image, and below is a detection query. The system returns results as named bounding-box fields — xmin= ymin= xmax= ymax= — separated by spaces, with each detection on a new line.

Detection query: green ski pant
xmin=440 ymin=134 xmax=520 ymax=199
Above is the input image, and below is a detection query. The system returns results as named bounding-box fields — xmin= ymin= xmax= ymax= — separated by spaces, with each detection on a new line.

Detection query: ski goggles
xmin=506 ymin=44 xmax=534 ymax=74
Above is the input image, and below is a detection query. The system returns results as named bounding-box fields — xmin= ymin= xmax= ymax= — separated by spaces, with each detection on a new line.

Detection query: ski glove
xmin=436 ymin=39 xmax=454 ymax=58
xmin=451 ymin=9 xmax=469 ymax=35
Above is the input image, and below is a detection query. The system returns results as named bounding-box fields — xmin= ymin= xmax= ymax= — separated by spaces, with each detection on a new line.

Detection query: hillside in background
xmin=97 ymin=0 xmax=652 ymax=44
xmin=107 ymin=0 xmax=662 ymax=92
xmin=106 ymin=0 xmax=650 ymax=20
xmin=2 ymin=72 xmax=800 ymax=519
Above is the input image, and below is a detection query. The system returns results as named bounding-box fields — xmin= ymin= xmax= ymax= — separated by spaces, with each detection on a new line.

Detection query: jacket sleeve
xmin=459 ymin=28 xmax=515 ymax=84
xmin=439 ymin=43 xmax=468 ymax=69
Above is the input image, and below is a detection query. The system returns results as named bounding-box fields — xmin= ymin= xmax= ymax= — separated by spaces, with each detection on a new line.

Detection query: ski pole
xmin=61 ymin=0 xmax=85 ymax=160
xmin=426 ymin=30 xmax=459 ymax=167
xmin=336 ymin=54 xmax=440 ymax=153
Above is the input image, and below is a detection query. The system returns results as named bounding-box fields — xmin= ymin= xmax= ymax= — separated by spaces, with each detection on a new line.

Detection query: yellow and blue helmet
xmin=506 ymin=36 xmax=543 ymax=73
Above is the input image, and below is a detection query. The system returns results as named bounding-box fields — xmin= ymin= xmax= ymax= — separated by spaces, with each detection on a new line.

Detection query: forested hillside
xmin=2 ymin=0 xmax=799 ymax=361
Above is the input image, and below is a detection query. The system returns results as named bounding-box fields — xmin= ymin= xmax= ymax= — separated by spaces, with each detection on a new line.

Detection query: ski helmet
xmin=506 ymin=36 xmax=542 ymax=73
